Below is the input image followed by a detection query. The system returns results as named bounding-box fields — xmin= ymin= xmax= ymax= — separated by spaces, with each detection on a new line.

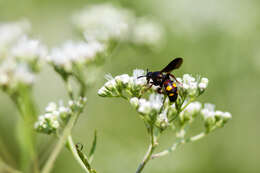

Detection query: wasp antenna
xmin=137 ymin=75 xmax=146 ymax=79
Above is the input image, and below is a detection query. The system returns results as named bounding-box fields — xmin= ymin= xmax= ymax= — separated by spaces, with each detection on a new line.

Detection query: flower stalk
xmin=41 ymin=111 xmax=80 ymax=173
xmin=136 ymin=126 xmax=157 ymax=173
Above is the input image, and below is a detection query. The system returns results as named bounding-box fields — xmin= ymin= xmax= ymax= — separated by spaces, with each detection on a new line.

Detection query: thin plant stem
xmin=65 ymin=78 xmax=74 ymax=100
xmin=151 ymin=132 xmax=207 ymax=159
xmin=135 ymin=126 xmax=157 ymax=173
xmin=41 ymin=112 xmax=79 ymax=173
xmin=66 ymin=135 xmax=90 ymax=173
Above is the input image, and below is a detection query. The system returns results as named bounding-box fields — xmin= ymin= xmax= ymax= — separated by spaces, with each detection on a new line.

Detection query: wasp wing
xmin=161 ymin=57 xmax=183 ymax=73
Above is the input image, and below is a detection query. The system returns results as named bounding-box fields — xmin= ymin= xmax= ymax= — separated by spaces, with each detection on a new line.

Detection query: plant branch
xmin=65 ymin=78 xmax=74 ymax=100
xmin=151 ymin=132 xmax=207 ymax=159
xmin=66 ymin=135 xmax=90 ymax=173
xmin=135 ymin=126 xmax=157 ymax=173
xmin=41 ymin=112 xmax=80 ymax=173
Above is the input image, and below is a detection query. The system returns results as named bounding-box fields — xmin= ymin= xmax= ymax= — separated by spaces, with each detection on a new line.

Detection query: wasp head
xmin=137 ymin=69 xmax=152 ymax=80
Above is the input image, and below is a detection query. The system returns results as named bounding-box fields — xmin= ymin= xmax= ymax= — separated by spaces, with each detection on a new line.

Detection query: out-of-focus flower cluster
xmin=35 ymin=97 xmax=87 ymax=135
xmin=47 ymin=40 xmax=106 ymax=76
xmin=0 ymin=20 xmax=47 ymax=93
xmin=201 ymin=103 xmax=232 ymax=131
xmin=99 ymin=70 xmax=231 ymax=135
xmin=72 ymin=3 xmax=164 ymax=47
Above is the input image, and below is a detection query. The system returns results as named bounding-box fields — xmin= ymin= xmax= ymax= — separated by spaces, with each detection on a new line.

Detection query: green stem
xmin=73 ymin=65 xmax=87 ymax=97
xmin=151 ymin=132 xmax=207 ymax=159
xmin=41 ymin=112 xmax=79 ymax=173
xmin=66 ymin=135 xmax=90 ymax=173
xmin=135 ymin=127 xmax=157 ymax=173
xmin=11 ymin=87 xmax=39 ymax=173
xmin=65 ymin=78 xmax=74 ymax=100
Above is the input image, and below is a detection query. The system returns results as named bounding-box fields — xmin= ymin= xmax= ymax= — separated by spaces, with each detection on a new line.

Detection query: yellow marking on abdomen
xmin=166 ymin=85 xmax=172 ymax=91
xmin=169 ymin=93 xmax=174 ymax=96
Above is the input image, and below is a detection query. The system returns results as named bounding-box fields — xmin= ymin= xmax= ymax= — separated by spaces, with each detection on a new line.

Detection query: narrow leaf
xmin=89 ymin=130 xmax=97 ymax=163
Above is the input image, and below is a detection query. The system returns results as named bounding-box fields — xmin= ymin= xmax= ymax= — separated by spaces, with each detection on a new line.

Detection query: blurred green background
xmin=0 ymin=0 xmax=259 ymax=172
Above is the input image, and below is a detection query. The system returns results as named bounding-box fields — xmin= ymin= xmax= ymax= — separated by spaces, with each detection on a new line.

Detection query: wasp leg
xmin=169 ymin=73 xmax=182 ymax=86
xmin=157 ymin=87 xmax=164 ymax=94
xmin=139 ymin=84 xmax=153 ymax=98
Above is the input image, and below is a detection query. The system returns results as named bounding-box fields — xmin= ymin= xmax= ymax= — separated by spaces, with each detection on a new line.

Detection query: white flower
xmin=72 ymin=3 xmax=134 ymax=42
xmin=129 ymin=69 xmax=146 ymax=87
xmin=138 ymin=98 xmax=151 ymax=114
xmin=10 ymin=35 xmax=47 ymax=61
xmin=198 ymin=77 xmax=209 ymax=91
xmin=137 ymin=94 xmax=163 ymax=115
xmin=130 ymin=97 xmax=139 ymax=108
xmin=149 ymin=94 xmax=164 ymax=112
xmin=215 ymin=110 xmax=232 ymax=121
xmin=115 ymin=74 xmax=130 ymax=85
xmin=58 ymin=106 xmax=69 ymax=113
xmin=45 ymin=102 xmax=57 ymax=112
xmin=179 ymin=101 xmax=202 ymax=123
xmin=98 ymin=86 xmax=109 ymax=97
xmin=183 ymin=101 xmax=202 ymax=114
xmin=181 ymin=74 xmax=198 ymax=95
xmin=48 ymin=40 xmax=105 ymax=72
xmin=35 ymin=98 xmax=86 ymax=134
xmin=157 ymin=109 xmax=169 ymax=127
xmin=132 ymin=69 xmax=145 ymax=78
xmin=0 ymin=59 xmax=35 ymax=88
xmin=201 ymin=103 xmax=216 ymax=119
xmin=104 ymin=79 xmax=117 ymax=90
xmin=132 ymin=18 xmax=164 ymax=46
xmin=14 ymin=64 xmax=35 ymax=84
xmin=222 ymin=112 xmax=232 ymax=119
xmin=34 ymin=112 xmax=60 ymax=134
xmin=0 ymin=72 xmax=8 ymax=85
xmin=0 ymin=20 xmax=30 ymax=51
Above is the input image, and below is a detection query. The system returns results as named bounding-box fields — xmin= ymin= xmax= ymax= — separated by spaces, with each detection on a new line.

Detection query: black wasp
xmin=138 ymin=58 xmax=183 ymax=102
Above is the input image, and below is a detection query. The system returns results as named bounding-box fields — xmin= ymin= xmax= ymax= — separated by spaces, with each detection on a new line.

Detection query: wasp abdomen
xmin=163 ymin=80 xmax=178 ymax=102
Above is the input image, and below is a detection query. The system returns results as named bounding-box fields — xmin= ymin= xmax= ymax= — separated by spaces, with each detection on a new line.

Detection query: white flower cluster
xmin=72 ymin=3 xmax=164 ymax=47
xmin=72 ymin=3 xmax=134 ymax=42
xmin=48 ymin=40 xmax=106 ymax=73
xmin=130 ymin=94 xmax=164 ymax=115
xmin=35 ymin=97 xmax=87 ymax=135
xmin=177 ymin=74 xmax=209 ymax=97
xmin=34 ymin=101 xmax=71 ymax=134
xmin=201 ymin=103 xmax=232 ymax=130
xmin=0 ymin=20 xmax=47 ymax=91
xmin=68 ymin=96 xmax=87 ymax=113
xmin=131 ymin=18 xmax=164 ymax=47
xmin=99 ymin=69 xmax=231 ymax=135
xmin=11 ymin=35 xmax=47 ymax=62
xmin=98 ymin=69 xmax=147 ymax=97
xmin=0 ymin=20 xmax=30 ymax=55
xmin=179 ymin=101 xmax=202 ymax=123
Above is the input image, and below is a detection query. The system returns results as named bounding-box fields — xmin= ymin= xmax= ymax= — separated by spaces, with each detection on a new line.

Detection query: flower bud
xmin=130 ymin=97 xmax=139 ymax=108
xmin=97 ymin=86 xmax=110 ymax=97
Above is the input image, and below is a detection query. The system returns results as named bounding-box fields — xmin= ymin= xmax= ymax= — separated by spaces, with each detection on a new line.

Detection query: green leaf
xmin=89 ymin=130 xmax=97 ymax=163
